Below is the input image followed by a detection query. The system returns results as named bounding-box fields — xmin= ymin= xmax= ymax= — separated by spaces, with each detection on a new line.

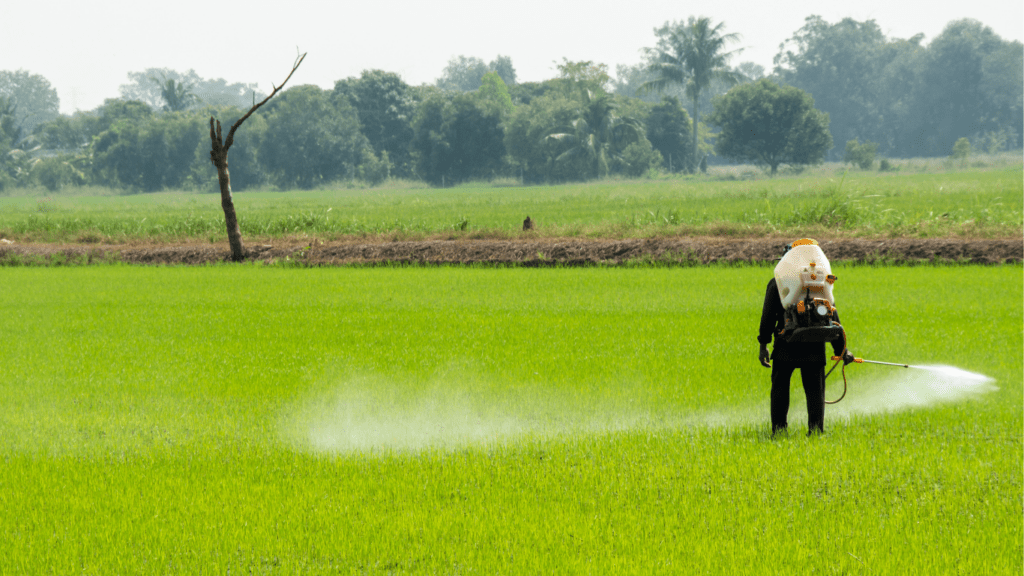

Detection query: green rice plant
xmin=0 ymin=265 xmax=1019 ymax=572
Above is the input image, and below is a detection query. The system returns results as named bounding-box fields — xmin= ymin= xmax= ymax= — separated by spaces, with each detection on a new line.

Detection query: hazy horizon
xmin=3 ymin=0 xmax=1021 ymax=115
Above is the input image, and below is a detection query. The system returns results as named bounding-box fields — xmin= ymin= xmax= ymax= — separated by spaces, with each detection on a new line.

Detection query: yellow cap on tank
xmin=791 ymin=238 xmax=818 ymax=247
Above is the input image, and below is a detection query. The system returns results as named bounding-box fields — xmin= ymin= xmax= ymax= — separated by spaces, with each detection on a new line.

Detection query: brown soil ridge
xmin=2 ymin=237 xmax=1021 ymax=266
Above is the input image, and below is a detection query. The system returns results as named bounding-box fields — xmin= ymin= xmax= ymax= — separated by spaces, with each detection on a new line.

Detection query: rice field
xmin=1 ymin=264 xmax=1020 ymax=573
xmin=1 ymin=165 xmax=1021 ymax=242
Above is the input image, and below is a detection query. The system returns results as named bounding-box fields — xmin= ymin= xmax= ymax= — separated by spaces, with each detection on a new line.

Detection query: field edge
xmin=1 ymin=236 xmax=1021 ymax=267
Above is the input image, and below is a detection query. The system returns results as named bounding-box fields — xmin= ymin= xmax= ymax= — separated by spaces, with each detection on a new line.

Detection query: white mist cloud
xmin=828 ymin=364 xmax=997 ymax=418
xmin=281 ymin=373 xmax=668 ymax=453
xmin=281 ymin=364 xmax=997 ymax=453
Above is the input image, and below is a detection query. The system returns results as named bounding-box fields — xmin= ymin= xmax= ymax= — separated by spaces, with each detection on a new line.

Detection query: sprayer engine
xmin=781 ymin=290 xmax=844 ymax=342
xmin=774 ymin=239 xmax=844 ymax=343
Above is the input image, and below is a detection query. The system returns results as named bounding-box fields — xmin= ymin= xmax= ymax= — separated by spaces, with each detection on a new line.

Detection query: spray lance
xmin=823 ymin=352 xmax=909 ymax=404
xmin=773 ymin=239 xmax=911 ymax=404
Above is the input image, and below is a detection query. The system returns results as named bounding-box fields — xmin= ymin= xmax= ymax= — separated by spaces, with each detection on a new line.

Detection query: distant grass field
xmin=1 ymin=265 xmax=1020 ymax=573
xmin=1 ymin=164 xmax=1020 ymax=243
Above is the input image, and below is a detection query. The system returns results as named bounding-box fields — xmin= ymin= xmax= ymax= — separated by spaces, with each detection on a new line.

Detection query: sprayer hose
xmin=825 ymin=325 xmax=849 ymax=405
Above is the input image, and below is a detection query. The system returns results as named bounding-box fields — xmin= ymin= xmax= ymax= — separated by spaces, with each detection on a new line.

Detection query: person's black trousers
xmin=771 ymin=361 xmax=826 ymax=433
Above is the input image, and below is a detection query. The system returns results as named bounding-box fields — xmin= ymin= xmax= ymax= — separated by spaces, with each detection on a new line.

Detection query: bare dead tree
xmin=209 ymin=52 xmax=306 ymax=261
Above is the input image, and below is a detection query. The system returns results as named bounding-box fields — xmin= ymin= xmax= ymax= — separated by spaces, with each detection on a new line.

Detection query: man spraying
xmin=758 ymin=239 xmax=854 ymax=435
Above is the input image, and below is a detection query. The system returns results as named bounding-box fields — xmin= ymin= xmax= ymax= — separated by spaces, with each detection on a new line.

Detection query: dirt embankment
xmin=1 ymin=237 xmax=1021 ymax=266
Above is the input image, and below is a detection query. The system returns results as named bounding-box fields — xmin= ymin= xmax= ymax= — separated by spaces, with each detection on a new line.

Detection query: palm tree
xmin=546 ymin=91 xmax=644 ymax=179
xmin=641 ymin=17 xmax=743 ymax=171
xmin=150 ymin=74 xmax=198 ymax=112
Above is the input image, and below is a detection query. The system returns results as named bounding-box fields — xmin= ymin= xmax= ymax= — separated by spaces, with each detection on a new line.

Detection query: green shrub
xmin=32 ymin=155 xmax=87 ymax=191
xmin=983 ymin=130 xmax=1008 ymax=154
xmin=844 ymin=138 xmax=878 ymax=170
xmin=356 ymin=148 xmax=392 ymax=186
xmin=615 ymin=140 xmax=662 ymax=177
xmin=951 ymin=137 xmax=971 ymax=161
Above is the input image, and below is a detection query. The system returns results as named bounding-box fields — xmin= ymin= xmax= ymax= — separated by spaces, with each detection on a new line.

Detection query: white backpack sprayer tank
xmin=773 ymin=239 xmax=844 ymax=344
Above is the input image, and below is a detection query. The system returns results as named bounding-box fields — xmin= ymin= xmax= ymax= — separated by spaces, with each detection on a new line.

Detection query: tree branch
xmin=223 ymin=51 xmax=307 ymax=151
xmin=209 ymin=117 xmax=224 ymax=166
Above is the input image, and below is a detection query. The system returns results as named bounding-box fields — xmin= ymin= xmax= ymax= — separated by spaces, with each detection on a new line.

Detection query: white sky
xmin=4 ymin=0 xmax=1022 ymax=114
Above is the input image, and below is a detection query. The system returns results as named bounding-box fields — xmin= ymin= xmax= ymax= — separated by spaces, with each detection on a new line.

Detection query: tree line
xmin=0 ymin=15 xmax=1020 ymax=192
